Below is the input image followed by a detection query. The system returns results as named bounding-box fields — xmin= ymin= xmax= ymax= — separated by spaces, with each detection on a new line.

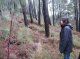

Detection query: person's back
xmin=60 ymin=24 xmax=73 ymax=53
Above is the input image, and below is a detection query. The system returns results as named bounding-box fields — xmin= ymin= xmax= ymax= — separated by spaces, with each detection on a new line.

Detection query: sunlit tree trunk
xmin=46 ymin=0 xmax=51 ymax=25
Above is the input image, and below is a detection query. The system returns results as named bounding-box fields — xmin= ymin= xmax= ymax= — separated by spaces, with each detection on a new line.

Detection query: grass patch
xmin=33 ymin=45 xmax=53 ymax=59
xmin=73 ymin=35 xmax=80 ymax=48
xmin=60 ymin=52 xmax=76 ymax=59
xmin=41 ymin=48 xmax=53 ymax=59
xmin=70 ymin=51 xmax=76 ymax=59
xmin=60 ymin=54 xmax=64 ymax=59
xmin=1 ymin=14 xmax=11 ymax=21
xmin=0 ymin=28 xmax=9 ymax=40
xmin=38 ymin=28 xmax=45 ymax=34
xmin=17 ymin=27 xmax=33 ymax=44
xmin=0 ymin=43 xmax=5 ymax=59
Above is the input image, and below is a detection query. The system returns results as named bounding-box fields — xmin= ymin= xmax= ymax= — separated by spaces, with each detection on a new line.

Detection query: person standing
xmin=59 ymin=18 xmax=73 ymax=59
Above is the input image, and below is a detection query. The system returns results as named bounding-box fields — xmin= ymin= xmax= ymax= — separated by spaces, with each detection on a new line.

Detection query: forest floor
xmin=0 ymin=15 xmax=80 ymax=59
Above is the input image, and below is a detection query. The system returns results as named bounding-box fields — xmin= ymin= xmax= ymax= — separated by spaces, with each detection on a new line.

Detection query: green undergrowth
xmin=33 ymin=45 xmax=53 ymax=59
xmin=17 ymin=26 xmax=34 ymax=44
xmin=73 ymin=34 xmax=80 ymax=49
xmin=60 ymin=52 xmax=76 ymax=59
xmin=0 ymin=28 xmax=9 ymax=40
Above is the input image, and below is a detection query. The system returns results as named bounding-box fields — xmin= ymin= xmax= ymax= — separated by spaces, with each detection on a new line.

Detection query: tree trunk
xmin=0 ymin=9 xmax=2 ymax=16
xmin=22 ymin=6 xmax=28 ymax=26
xmin=78 ymin=0 xmax=80 ymax=31
xmin=46 ymin=0 xmax=51 ymax=25
xmin=8 ymin=0 xmax=12 ymax=14
xmin=38 ymin=0 xmax=41 ymax=25
xmin=74 ymin=0 xmax=79 ymax=31
xmin=42 ymin=0 xmax=50 ymax=37
xmin=14 ymin=1 xmax=17 ymax=12
xmin=28 ymin=0 xmax=33 ymax=23
xmin=52 ymin=0 xmax=55 ymax=26
xmin=19 ymin=0 xmax=28 ymax=26
xmin=33 ymin=0 xmax=37 ymax=20
xmin=58 ymin=0 xmax=61 ymax=21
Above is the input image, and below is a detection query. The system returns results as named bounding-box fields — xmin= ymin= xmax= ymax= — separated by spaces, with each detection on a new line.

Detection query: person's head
xmin=60 ymin=18 xmax=69 ymax=28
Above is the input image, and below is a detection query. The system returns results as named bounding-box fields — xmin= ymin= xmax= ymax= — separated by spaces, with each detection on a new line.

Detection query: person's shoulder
xmin=64 ymin=26 xmax=70 ymax=30
xmin=64 ymin=26 xmax=71 ymax=32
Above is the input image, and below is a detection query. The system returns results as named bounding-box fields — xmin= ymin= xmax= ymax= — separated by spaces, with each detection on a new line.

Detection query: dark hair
xmin=61 ymin=18 xmax=69 ymax=24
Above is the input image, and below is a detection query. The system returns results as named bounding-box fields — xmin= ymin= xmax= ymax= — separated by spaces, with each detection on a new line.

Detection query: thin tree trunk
xmin=42 ymin=0 xmax=50 ymax=37
xmin=28 ymin=0 xmax=33 ymax=23
xmin=46 ymin=0 xmax=51 ymax=25
xmin=14 ymin=1 xmax=17 ymax=12
xmin=8 ymin=1 xmax=12 ymax=14
xmin=33 ymin=0 xmax=37 ymax=20
xmin=59 ymin=0 xmax=61 ymax=21
xmin=78 ymin=0 xmax=80 ymax=31
xmin=22 ymin=6 xmax=29 ymax=26
xmin=38 ymin=0 xmax=41 ymax=25
xmin=73 ymin=0 xmax=79 ymax=31
xmin=52 ymin=0 xmax=55 ymax=26
xmin=19 ymin=0 xmax=28 ymax=26
xmin=0 ymin=9 xmax=2 ymax=16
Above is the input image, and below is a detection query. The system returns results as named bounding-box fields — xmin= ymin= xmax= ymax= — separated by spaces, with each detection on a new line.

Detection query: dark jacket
xmin=78 ymin=53 xmax=80 ymax=59
xmin=59 ymin=24 xmax=73 ymax=54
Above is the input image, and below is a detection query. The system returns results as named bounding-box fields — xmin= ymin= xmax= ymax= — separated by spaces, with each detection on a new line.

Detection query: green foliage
xmin=0 ymin=28 xmax=9 ymax=40
xmin=19 ymin=0 xmax=26 ymax=6
xmin=73 ymin=35 xmax=80 ymax=48
xmin=1 ymin=14 xmax=10 ymax=21
xmin=0 ymin=0 xmax=4 ymax=9
xmin=17 ymin=27 xmax=33 ymax=44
